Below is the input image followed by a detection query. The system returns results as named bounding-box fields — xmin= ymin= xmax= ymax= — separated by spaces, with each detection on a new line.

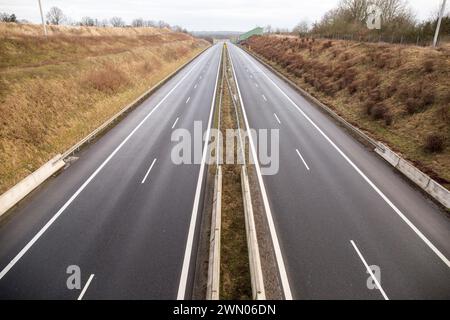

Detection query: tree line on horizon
xmin=268 ymin=0 xmax=449 ymax=44
xmin=0 ymin=6 xmax=188 ymax=33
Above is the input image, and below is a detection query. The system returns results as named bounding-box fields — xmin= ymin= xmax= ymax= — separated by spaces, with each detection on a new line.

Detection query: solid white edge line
xmin=185 ymin=97 xmax=190 ymax=104
xmin=228 ymin=44 xmax=293 ymax=300
xmin=295 ymin=149 xmax=310 ymax=171
xmin=274 ymin=113 xmax=281 ymax=124
xmin=216 ymin=48 xmax=225 ymax=167
xmin=172 ymin=117 xmax=179 ymax=129
xmin=141 ymin=158 xmax=157 ymax=184
xmin=350 ymin=240 xmax=389 ymax=300
xmin=77 ymin=274 xmax=95 ymax=300
xmin=238 ymin=45 xmax=450 ymax=269
xmin=0 ymin=46 xmax=213 ymax=281
xmin=177 ymin=45 xmax=222 ymax=300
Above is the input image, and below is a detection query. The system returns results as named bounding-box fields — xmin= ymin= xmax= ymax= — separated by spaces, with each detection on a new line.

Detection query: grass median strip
xmin=219 ymin=45 xmax=252 ymax=300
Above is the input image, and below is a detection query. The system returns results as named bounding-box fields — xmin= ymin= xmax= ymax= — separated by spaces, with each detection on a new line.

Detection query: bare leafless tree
xmin=80 ymin=16 xmax=95 ymax=26
xmin=157 ymin=20 xmax=170 ymax=28
xmin=144 ymin=20 xmax=156 ymax=27
xmin=340 ymin=0 xmax=369 ymax=21
xmin=132 ymin=18 xmax=144 ymax=27
xmin=375 ymin=0 xmax=414 ymax=23
xmin=46 ymin=7 xmax=65 ymax=25
xmin=293 ymin=20 xmax=310 ymax=34
xmin=110 ymin=16 xmax=125 ymax=27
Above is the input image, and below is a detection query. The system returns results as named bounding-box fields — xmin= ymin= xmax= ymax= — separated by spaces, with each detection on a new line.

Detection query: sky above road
xmin=0 ymin=0 xmax=446 ymax=31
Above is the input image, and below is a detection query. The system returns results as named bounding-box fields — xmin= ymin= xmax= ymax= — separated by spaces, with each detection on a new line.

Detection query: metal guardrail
xmin=0 ymin=46 xmax=210 ymax=217
xmin=241 ymin=165 xmax=266 ymax=300
xmin=225 ymin=44 xmax=267 ymax=300
xmin=242 ymin=46 xmax=450 ymax=210
xmin=206 ymin=166 xmax=222 ymax=300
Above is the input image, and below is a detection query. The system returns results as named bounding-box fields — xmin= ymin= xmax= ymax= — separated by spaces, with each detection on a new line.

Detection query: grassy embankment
xmin=0 ymin=23 xmax=209 ymax=193
xmin=242 ymin=35 xmax=450 ymax=190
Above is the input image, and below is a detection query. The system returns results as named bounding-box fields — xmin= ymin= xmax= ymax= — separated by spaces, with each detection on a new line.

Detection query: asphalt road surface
xmin=227 ymin=43 xmax=450 ymax=300
xmin=0 ymin=44 xmax=222 ymax=299
xmin=1 ymin=41 xmax=449 ymax=300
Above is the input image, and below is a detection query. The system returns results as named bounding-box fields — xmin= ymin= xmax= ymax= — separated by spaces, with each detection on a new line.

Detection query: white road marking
xmin=238 ymin=45 xmax=450 ymax=269
xmin=172 ymin=117 xmax=179 ymax=129
xmin=350 ymin=240 xmax=389 ymax=300
xmin=141 ymin=158 xmax=157 ymax=184
xmin=194 ymin=84 xmax=198 ymax=89
xmin=262 ymin=94 xmax=267 ymax=101
xmin=295 ymin=149 xmax=310 ymax=171
xmin=0 ymin=46 xmax=213 ymax=281
xmin=77 ymin=274 xmax=94 ymax=300
xmin=255 ymin=83 xmax=259 ymax=88
xmin=185 ymin=97 xmax=190 ymax=104
xmin=177 ymin=46 xmax=222 ymax=300
xmin=228 ymin=45 xmax=293 ymax=300
xmin=273 ymin=113 xmax=281 ymax=124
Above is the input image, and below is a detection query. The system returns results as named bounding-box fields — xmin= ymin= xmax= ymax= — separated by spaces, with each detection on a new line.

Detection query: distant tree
xmin=131 ymin=18 xmax=144 ymax=27
xmin=311 ymin=0 xmax=416 ymax=37
xmin=0 ymin=12 xmax=17 ymax=23
xmin=293 ymin=20 xmax=310 ymax=35
xmin=110 ymin=16 xmax=125 ymax=27
xmin=264 ymin=25 xmax=272 ymax=33
xmin=80 ymin=16 xmax=95 ymax=26
xmin=157 ymin=20 xmax=170 ymax=28
xmin=171 ymin=25 xmax=185 ymax=32
xmin=144 ymin=20 xmax=156 ymax=27
xmin=98 ymin=19 xmax=109 ymax=27
xmin=46 ymin=7 xmax=65 ymax=25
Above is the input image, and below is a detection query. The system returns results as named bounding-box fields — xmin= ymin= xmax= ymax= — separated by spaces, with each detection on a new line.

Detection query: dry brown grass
xmin=0 ymin=23 xmax=209 ymax=193
xmin=219 ymin=54 xmax=252 ymax=300
xmin=244 ymin=35 xmax=450 ymax=189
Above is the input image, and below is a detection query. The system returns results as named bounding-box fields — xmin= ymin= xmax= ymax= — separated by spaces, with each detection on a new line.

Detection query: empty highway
xmin=0 ymin=44 xmax=222 ymax=299
xmin=228 ymin=43 xmax=450 ymax=300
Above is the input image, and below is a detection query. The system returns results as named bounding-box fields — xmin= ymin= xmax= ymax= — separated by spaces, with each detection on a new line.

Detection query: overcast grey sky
xmin=0 ymin=0 xmax=446 ymax=31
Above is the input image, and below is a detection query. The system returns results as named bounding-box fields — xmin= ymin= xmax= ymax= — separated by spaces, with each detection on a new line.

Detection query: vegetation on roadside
xmin=242 ymin=35 xmax=450 ymax=189
xmin=219 ymin=46 xmax=252 ymax=300
xmin=0 ymin=23 xmax=208 ymax=193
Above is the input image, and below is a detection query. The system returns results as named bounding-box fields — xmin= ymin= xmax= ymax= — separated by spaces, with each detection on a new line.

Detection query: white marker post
xmin=433 ymin=0 xmax=447 ymax=47
xmin=38 ymin=0 xmax=48 ymax=37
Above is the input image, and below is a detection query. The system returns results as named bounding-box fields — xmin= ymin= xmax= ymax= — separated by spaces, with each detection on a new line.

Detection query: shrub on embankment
xmin=242 ymin=35 xmax=450 ymax=189
xmin=0 ymin=23 xmax=209 ymax=193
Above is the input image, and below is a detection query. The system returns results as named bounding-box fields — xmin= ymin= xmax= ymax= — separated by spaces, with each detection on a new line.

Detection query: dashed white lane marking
xmin=77 ymin=274 xmax=94 ymax=300
xmin=172 ymin=117 xmax=179 ymax=129
xmin=262 ymin=94 xmax=267 ymax=101
xmin=296 ymin=148 xmax=310 ymax=171
xmin=274 ymin=113 xmax=281 ymax=124
xmin=177 ymin=45 xmax=222 ymax=300
xmin=228 ymin=44 xmax=293 ymax=299
xmin=238 ymin=44 xmax=450 ymax=269
xmin=350 ymin=240 xmax=389 ymax=300
xmin=0 ymin=47 xmax=213 ymax=281
xmin=194 ymin=83 xmax=198 ymax=89
xmin=185 ymin=97 xmax=190 ymax=104
xmin=141 ymin=158 xmax=157 ymax=184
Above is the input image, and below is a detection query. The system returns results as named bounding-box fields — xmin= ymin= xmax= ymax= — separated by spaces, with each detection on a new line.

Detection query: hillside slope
xmin=242 ymin=35 xmax=450 ymax=189
xmin=0 ymin=23 xmax=208 ymax=193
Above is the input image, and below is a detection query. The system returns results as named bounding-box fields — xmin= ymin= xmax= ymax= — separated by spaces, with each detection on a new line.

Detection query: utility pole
xmin=38 ymin=0 xmax=48 ymax=37
xmin=433 ymin=0 xmax=447 ymax=47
